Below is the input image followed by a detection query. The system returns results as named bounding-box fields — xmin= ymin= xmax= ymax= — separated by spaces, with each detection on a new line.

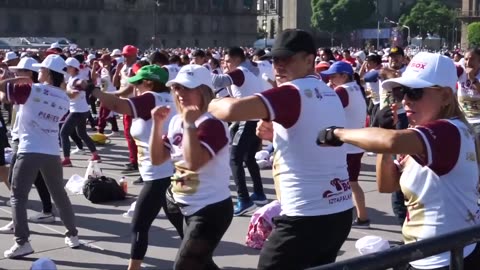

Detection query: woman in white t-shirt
xmin=318 ymin=52 xmax=480 ymax=269
xmin=60 ymin=57 xmax=100 ymax=167
xmin=150 ymin=64 xmax=232 ymax=270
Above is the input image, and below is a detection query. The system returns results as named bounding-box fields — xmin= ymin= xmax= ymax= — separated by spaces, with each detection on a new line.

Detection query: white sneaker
xmin=105 ymin=131 xmax=119 ymax=137
xmin=65 ymin=235 xmax=80 ymax=249
xmin=4 ymin=242 xmax=34 ymax=258
xmin=367 ymin=152 xmax=376 ymax=156
xmin=29 ymin=212 xmax=55 ymax=223
xmin=71 ymin=148 xmax=85 ymax=155
xmin=0 ymin=221 xmax=14 ymax=234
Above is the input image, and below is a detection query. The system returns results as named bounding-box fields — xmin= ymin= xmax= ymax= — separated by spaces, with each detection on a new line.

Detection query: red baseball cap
xmin=122 ymin=45 xmax=138 ymax=57
xmin=132 ymin=62 xmax=143 ymax=75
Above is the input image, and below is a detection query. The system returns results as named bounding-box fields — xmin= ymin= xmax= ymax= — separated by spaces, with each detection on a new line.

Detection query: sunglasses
xmin=392 ymin=86 xmax=440 ymax=102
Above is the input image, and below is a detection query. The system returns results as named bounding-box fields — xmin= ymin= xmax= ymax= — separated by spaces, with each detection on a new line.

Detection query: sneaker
xmin=233 ymin=200 xmax=255 ymax=216
xmin=352 ymin=218 xmax=371 ymax=229
xmin=250 ymin=193 xmax=268 ymax=205
xmin=65 ymin=235 xmax=80 ymax=249
xmin=367 ymin=152 xmax=376 ymax=156
xmin=71 ymin=148 xmax=85 ymax=155
xmin=62 ymin=158 xmax=73 ymax=167
xmin=105 ymin=131 xmax=119 ymax=137
xmin=28 ymin=212 xmax=55 ymax=224
xmin=123 ymin=163 xmax=138 ymax=172
xmin=0 ymin=221 xmax=14 ymax=234
xmin=90 ymin=154 xmax=101 ymax=163
xmin=4 ymin=242 xmax=34 ymax=258
xmin=132 ymin=177 xmax=144 ymax=185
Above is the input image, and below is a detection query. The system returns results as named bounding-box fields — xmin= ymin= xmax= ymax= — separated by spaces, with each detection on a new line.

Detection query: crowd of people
xmin=0 ymin=28 xmax=478 ymax=270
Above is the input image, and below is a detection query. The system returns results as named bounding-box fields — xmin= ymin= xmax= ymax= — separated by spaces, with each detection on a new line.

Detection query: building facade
xmin=0 ymin=0 xmax=259 ymax=49
xmin=459 ymin=0 xmax=480 ymax=48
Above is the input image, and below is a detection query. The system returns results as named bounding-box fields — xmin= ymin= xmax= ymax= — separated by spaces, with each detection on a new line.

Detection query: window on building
xmin=176 ymin=0 xmax=187 ymax=12
xmin=162 ymin=39 xmax=166 ymax=47
xmin=269 ymin=19 xmax=275 ymax=39
xmin=7 ymin=13 xmax=23 ymax=34
xmin=213 ymin=39 xmax=218 ymax=46
xmin=37 ymin=15 xmax=52 ymax=35
xmin=194 ymin=39 xmax=199 ymax=47
xmin=176 ymin=18 xmax=184 ymax=32
xmin=89 ymin=38 xmax=95 ymax=47
xmin=212 ymin=18 xmax=220 ymax=32
xmin=69 ymin=16 xmax=80 ymax=32
xmin=193 ymin=18 xmax=202 ymax=33
xmin=177 ymin=39 xmax=181 ymax=46
xmin=159 ymin=18 xmax=168 ymax=33
xmin=87 ymin=16 xmax=98 ymax=33
xmin=243 ymin=0 xmax=253 ymax=10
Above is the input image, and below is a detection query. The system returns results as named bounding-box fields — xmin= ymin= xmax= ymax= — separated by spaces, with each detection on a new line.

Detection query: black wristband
xmin=316 ymin=126 xmax=344 ymax=146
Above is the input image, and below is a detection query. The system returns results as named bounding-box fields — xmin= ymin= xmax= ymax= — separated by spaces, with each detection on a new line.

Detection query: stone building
xmin=459 ymin=0 xmax=480 ymax=48
xmin=0 ymin=0 xmax=259 ymax=49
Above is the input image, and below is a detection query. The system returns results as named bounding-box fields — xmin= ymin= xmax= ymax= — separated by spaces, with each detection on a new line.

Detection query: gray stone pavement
xmin=0 ymin=131 xmax=402 ymax=270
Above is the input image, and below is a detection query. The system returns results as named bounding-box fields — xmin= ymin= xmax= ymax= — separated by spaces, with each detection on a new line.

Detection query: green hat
xmin=128 ymin=65 xmax=168 ymax=84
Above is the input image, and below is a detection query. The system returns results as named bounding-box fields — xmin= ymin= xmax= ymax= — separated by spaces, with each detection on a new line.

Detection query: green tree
xmin=311 ymin=0 xmax=375 ymax=34
xmin=399 ymin=0 xmax=454 ymax=36
xmin=468 ymin=22 xmax=480 ymax=47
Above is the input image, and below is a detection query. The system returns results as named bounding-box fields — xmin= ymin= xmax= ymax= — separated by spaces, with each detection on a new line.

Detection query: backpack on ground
xmin=82 ymin=176 xmax=126 ymax=203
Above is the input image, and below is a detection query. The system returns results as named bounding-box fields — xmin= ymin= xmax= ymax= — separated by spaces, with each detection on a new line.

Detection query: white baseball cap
xmin=86 ymin=54 xmax=96 ymax=64
xmin=9 ymin=57 xmax=40 ymax=72
xmin=31 ymin=257 xmax=57 ymax=270
xmin=166 ymin=64 xmax=213 ymax=90
xmin=382 ymin=52 xmax=457 ymax=92
xmin=32 ymin=54 xmax=67 ymax=75
xmin=65 ymin=57 xmax=81 ymax=70
xmin=50 ymin=42 xmax=61 ymax=49
xmin=110 ymin=49 xmax=122 ymax=57
xmin=2 ymin=51 xmax=18 ymax=63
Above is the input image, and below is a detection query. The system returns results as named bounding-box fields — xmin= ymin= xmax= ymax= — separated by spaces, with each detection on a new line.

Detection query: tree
xmin=399 ymin=0 xmax=454 ymax=36
xmin=311 ymin=0 xmax=375 ymax=34
xmin=468 ymin=22 xmax=480 ymax=47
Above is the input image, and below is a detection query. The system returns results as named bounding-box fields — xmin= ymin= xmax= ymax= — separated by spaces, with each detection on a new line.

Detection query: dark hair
xmin=343 ymin=49 xmax=350 ymax=54
xmin=468 ymin=48 xmax=480 ymax=57
xmin=367 ymin=54 xmax=382 ymax=65
xmin=226 ymin=47 xmax=246 ymax=61
xmin=192 ymin=50 xmax=206 ymax=58
xmin=149 ymin=51 xmax=169 ymax=65
xmin=31 ymin=71 xmax=39 ymax=83
xmin=49 ymin=70 xmax=65 ymax=87
xmin=320 ymin=48 xmax=335 ymax=62
xmin=210 ymin=58 xmax=220 ymax=69
xmin=137 ymin=60 xmax=150 ymax=67
xmin=353 ymin=73 xmax=368 ymax=104
xmin=59 ymin=54 xmax=67 ymax=61
xmin=169 ymin=55 xmax=181 ymax=64
xmin=74 ymin=54 xmax=85 ymax=64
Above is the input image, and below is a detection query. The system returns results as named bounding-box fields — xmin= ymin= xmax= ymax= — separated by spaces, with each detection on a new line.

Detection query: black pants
xmin=407 ymin=243 xmax=480 ymax=270
xmin=59 ymin=122 xmax=84 ymax=150
xmin=174 ymin=197 xmax=233 ymax=270
xmin=60 ymin=112 xmax=97 ymax=157
xmin=9 ymin=140 xmax=52 ymax=213
xmin=258 ymin=208 xmax=353 ymax=270
xmin=131 ymin=179 xmax=184 ymax=260
xmin=230 ymin=121 xmax=264 ymax=201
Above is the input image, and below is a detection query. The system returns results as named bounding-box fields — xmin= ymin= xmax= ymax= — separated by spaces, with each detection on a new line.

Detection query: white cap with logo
xmin=382 ymin=52 xmax=457 ymax=92
xmin=166 ymin=64 xmax=213 ymax=90
xmin=2 ymin=51 xmax=19 ymax=63
xmin=9 ymin=57 xmax=40 ymax=72
xmin=32 ymin=54 xmax=67 ymax=75
xmin=65 ymin=57 xmax=81 ymax=70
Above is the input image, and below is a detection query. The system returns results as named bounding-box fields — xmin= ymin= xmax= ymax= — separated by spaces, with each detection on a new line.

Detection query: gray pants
xmin=11 ymin=153 xmax=78 ymax=245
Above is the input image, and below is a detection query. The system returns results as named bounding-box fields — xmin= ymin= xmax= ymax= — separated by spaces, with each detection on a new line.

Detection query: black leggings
xmin=9 ymin=140 xmax=52 ymax=213
xmin=60 ymin=112 xmax=97 ymax=157
xmin=174 ymin=197 xmax=233 ymax=270
xmin=131 ymin=179 xmax=184 ymax=260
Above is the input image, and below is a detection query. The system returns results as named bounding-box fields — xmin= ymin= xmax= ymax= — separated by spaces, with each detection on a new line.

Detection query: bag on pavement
xmin=246 ymin=200 xmax=281 ymax=249
xmin=82 ymin=176 xmax=126 ymax=203
xmin=84 ymin=160 xmax=103 ymax=180
xmin=65 ymin=174 xmax=86 ymax=194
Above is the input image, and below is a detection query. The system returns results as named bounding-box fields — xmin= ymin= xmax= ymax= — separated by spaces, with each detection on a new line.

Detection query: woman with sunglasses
xmin=0 ymin=54 xmax=79 ymax=258
xmin=317 ymin=52 xmax=480 ymax=270
xmin=60 ymin=57 xmax=100 ymax=167
xmin=91 ymin=65 xmax=184 ymax=270
xmin=150 ymin=64 xmax=232 ymax=270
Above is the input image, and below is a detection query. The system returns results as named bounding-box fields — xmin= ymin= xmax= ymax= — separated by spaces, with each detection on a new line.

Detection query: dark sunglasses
xmin=392 ymin=86 xmax=440 ymax=101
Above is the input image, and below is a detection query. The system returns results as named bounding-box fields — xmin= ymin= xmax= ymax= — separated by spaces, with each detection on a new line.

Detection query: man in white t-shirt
xmin=208 ymin=29 xmax=353 ymax=270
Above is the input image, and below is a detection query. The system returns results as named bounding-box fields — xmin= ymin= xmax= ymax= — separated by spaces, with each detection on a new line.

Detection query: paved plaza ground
xmin=0 ymin=129 xmax=403 ymax=270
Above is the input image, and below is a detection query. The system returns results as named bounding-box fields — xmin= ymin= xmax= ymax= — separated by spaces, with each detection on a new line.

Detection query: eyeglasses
xmin=393 ymin=85 xmax=441 ymax=101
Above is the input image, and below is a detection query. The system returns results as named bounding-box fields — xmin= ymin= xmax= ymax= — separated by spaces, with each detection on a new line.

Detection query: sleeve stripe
xmin=255 ymin=93 xmax=275 ymax=121
xmin=6 ymin=83 xmax=11 ymax=103
xmin=200 ymin=141 xmax=216 ymax=157
xmin=412 ymin=128 xmax=432 ymax=166
xmin=126 ymin=98 xmax=138 ymax=119
xmin=164 ymin=142 xmax=172 ymax=150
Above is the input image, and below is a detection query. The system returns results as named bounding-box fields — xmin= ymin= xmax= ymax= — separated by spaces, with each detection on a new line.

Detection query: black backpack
xmin=82 ymin=176 xmax=126 ymax=203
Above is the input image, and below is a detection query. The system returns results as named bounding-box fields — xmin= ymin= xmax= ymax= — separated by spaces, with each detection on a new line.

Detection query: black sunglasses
xmin=392 ymin=85 xmax=440 ymax=102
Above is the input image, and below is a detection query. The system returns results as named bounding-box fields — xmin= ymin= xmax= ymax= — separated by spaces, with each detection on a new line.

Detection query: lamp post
xmin=385 ymin=17 xmax=411 ymax=46
xmin=263 ymin=0 xmax=268 ymax=48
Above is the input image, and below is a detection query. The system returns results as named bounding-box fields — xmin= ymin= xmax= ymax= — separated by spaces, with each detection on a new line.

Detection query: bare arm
xmin=113 ymin=85 xmax=134 ymax=98
xmin=208 ymin=96 xmax=269 ymax=122
xmin=333 ymin=128 xmax=425 ymax=155
xmin=149 ymin=108 xmax=171 ymax=166
xmin=112 ymin=66 xmax=122 ymax=89
xmin=182 ymin=125 xmax=211 ymax=171
xmin=376 ymin=154 xmax=401 ymax=193
xmin=91 ymin=88 xmax=133 ymax=115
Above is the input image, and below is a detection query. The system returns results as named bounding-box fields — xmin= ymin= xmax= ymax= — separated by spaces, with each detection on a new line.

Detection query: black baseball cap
xmin=388 ymin=46 xmax=404 ymax=57
xmin=265 ymin=29 xmax=316 ymax=58
xmin=253 ymin=49 xmax=266 ymax=57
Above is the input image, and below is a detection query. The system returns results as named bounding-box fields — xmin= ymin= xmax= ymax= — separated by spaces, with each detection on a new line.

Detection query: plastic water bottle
xmin=119 ymin=177 xmax=128 ymax=194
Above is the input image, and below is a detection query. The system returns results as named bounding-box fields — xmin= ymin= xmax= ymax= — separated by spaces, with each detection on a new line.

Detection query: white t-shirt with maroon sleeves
xmin=401 ymin=118 xmax=479 ymax=269
xmin=163 ymin=64 xmax=180 ymax=81
xmin=335 ymin=81 xmax=367 ymax=154
xmin=164 ymin=113 xmax=231 ymax=216
xmin=67 ymin=75 xmax=89 ymax=113
xmin=255 ymin=77 xmax=353 ymax=217
xmin=227 ymin=66 xmax=262 ymax=98
xmin=127 ymin=91 xmax=175 ymax=181
xmin=6 ymin=83 xmax=69 ymax=155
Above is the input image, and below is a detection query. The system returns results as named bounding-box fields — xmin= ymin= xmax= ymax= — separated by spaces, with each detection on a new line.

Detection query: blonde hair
xmin=172 ymin=84 xmax=215 ymax=114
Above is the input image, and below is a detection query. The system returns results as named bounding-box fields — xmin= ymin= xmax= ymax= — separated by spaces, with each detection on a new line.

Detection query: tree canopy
xmin=468 ymin=23 xmax=480 ymax=47
xmin=399 ymin=0 xmax=454 ymax=36
xmin=311 ymin=0 xmax=375 ymax=34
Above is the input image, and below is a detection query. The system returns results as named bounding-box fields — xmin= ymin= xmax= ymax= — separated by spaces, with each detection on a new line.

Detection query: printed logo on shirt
xmin=38 ymin=111 xmax=60 ymax=122
xmin=33 ymin=97 xmax=41 ymax=103
xmin=304 ymin=89 xmax=313 ymax=98
xmin=172 ymin=133 xmax=183 ymax=146
xmin=322 ymin=178 xmax=352 ymax=205
xmin=314 ymin=88 xmax=323 ymax=100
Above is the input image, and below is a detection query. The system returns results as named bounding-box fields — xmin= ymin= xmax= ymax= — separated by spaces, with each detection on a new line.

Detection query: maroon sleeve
xmin=7 ymin=83 xmax=32 ymax=105
xmin=411 ymin=120 xmax=461 ymax=176
xmin=127 ymin=92 xmax=156 ymax=121
xmin=255 ymin=85 xmax=301 ymax=129
xmin=227 ymin=69 xmax=245 ymax=87
xmin=162 ymin=134 xmax=171 ymax=149
xmin=197 ymin=119 xmax=228 ymax=156
xmin=335 ymin=86 xmax=349 ymax=108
